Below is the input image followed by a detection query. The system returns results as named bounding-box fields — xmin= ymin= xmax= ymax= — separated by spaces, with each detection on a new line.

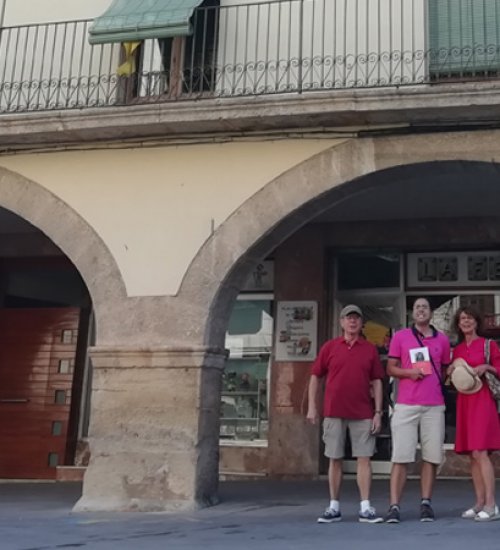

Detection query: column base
xmin=74 ymin=346 xmax=225 ymax=512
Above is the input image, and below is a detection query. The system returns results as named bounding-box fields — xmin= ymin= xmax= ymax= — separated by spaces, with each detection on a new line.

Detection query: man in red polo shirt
xmin=307 ymin=304 xmax=385 ymax=524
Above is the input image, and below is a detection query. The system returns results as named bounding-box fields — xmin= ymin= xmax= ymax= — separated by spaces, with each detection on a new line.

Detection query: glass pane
xmin=227 ymin=300 xmax=272 ymax=335
xmin=61 ymin=330 xmax=73 ymax=344
xmin=54 ymin=390 xmax=66 ymax=405
xmin=48 ymin=453 xmax=59 ymax=467
xmin=405 ymin=294 xmax=500 ymax=341
xmin=222 ymin=299 xmax=272 ymax=441
xmin=337 ymin=291 xmax=402 ymax=350
xmin=406 ymin=295 xmax=458 ymax=338
xmin=337 ymin=253 xmax=400 ymax=290
xmin=58 ymin=359 xmax=71 ymax=374
xmin=52 ymin=421 xmax=63 ymax=436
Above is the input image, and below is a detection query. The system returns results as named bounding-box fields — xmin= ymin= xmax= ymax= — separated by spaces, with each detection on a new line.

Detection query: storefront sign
xmin=275 ymin=301 xmax=318 ymax=361
xmin=408 ymin=252 xmax=500 ymax=287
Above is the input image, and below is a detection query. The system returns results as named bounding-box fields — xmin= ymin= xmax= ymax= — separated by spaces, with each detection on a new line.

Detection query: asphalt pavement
xmin=0 ymin=478 xmax=498 ymax=550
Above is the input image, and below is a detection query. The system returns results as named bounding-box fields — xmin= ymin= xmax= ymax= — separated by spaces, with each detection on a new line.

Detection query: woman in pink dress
xmin=449 ymin=306 xmax=500 ymax=521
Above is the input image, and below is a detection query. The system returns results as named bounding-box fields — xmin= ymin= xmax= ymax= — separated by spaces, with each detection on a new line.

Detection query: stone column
xmin=74 ymin=345 xmax=226 ymax=512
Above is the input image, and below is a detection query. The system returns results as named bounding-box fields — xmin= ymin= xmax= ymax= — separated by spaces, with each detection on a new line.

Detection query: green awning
xmin=89 ymin=0 xmax=206 ymax=44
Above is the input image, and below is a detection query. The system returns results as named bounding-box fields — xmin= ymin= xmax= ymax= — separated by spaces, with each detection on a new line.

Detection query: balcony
xmin=2 ymin=0 xmax=500 ymax=149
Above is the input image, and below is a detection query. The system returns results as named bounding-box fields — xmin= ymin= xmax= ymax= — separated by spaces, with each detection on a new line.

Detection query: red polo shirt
xmin=311 ymin=336 xmax=385 ymax=419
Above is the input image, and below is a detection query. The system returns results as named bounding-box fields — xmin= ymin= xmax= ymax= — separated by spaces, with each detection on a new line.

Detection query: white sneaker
xmin=317 ymin=508 xmax=342 ymax=523
xmin=359 ymin=506 xmax=383 ymax=523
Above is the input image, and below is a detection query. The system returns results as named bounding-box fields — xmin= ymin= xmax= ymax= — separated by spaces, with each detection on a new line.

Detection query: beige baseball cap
xmin=340 ymin=304 xmax=363 ymax=318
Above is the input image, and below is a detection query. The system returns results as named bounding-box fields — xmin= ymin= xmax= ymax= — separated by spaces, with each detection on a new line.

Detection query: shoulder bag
xmin=484 ymin=339 xmax=500 ymax=401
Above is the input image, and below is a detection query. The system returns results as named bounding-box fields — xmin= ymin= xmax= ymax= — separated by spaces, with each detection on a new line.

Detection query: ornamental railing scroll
xmin=1 ymin=0 xmax=500 ymax=114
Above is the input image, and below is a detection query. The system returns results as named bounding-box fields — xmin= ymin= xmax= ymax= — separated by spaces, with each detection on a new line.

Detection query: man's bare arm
xmin=387 ymin=357 xmax=423 ymax=381
xmin=370 ymin=378 xmax=383 ymax=434
xmin=307 ymin=375 xmax=320 ymax=424
xmin=371 ymin=378 xmax=383 ymax=413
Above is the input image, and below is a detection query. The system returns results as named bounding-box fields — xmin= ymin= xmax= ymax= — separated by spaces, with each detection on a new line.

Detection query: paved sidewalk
xmin=0 ymin=478 xmax=498 ymax=550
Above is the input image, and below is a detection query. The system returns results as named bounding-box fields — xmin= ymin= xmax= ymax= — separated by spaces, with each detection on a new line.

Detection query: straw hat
xmin=451 ymin=358 xmax=483 ymax=394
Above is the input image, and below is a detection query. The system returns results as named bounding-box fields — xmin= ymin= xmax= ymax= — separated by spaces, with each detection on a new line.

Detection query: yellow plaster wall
xmin=0 ymin=139 xmax=341 ymax=296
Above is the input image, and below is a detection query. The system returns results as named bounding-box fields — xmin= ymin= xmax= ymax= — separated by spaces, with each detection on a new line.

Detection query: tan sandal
xmin=461 ymin=506 xmax=481 ymax=519
xmin=475 ymin=505 xmax=500 ymax=522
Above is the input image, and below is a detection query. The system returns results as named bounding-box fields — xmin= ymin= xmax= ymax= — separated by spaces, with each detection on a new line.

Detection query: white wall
xmin=0 ymin=0 xmax=6 ymax=28
xmin=0 ymin=139 xmax=341 ymax=297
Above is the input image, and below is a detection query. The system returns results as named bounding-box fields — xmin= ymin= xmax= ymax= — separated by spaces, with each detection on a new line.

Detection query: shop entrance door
xmin=0 ymin=308 xmax=79 ymax=479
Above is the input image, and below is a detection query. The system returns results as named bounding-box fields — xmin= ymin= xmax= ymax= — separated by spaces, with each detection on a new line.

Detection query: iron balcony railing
xmin=2 ymin=0 xmax=500 ymax=114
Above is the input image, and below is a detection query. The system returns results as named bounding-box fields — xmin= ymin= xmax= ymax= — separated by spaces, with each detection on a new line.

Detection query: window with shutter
xmin=429 ymin=0 xmax=500 ymax=78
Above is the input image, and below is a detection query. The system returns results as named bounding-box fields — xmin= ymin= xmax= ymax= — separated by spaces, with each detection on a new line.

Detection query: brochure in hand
xmin=409 ymin=346 xmax=432 ymax=375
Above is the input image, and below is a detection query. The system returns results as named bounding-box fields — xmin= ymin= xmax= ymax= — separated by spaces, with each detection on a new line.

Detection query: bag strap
xmin=485 ymin=338 xmax=491 ymax=365
xmin=484 ymin=338 xmax=500 ymax=381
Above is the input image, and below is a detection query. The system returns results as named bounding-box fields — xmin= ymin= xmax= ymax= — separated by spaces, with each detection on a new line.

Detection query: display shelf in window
xmin=220 ymin=380 xmax=267 ymax=440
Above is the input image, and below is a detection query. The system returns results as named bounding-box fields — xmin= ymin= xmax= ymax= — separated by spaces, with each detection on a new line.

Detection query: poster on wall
xmin=275 ymin=301 xmax=318 ymax=362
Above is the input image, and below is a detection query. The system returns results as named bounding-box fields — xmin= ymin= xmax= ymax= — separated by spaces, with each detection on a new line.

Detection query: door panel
xmin=0 ymin=309 xmax=79 ymax=479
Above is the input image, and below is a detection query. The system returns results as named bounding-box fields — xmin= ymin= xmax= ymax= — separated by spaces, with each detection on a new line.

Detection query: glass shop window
xmin=337 ymin=252 xmax=400 ymax=290
xmin=221 ymin=299 xmax=273 ymax=441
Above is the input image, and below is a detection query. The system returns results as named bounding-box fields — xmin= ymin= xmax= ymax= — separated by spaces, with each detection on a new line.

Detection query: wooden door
xmin=0 ymin=308 xmax=80 ymax=479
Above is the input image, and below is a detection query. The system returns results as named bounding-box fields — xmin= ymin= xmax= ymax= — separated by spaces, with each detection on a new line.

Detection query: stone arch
xmin=179 ymin=130 xmax=500 ymax=347
xmin=0 ymin=166 xmax=127 ymax=341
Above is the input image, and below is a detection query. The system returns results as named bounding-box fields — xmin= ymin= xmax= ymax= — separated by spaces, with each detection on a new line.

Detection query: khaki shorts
xmin=390 ymin=404 xmax=445 ymax=465
xmin=323 ymin=417 xmax=376 ymax=459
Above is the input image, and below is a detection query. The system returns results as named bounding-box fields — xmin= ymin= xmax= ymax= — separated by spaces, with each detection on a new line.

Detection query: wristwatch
xmin=374 ymin=410 xmax=382 ymax=414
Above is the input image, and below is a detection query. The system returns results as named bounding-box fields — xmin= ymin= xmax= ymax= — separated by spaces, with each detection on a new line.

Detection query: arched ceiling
xmin=0 ymin=207 xmax=38 ymax=233
xmin=316 ymin=172 xmax=500 ymax=222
